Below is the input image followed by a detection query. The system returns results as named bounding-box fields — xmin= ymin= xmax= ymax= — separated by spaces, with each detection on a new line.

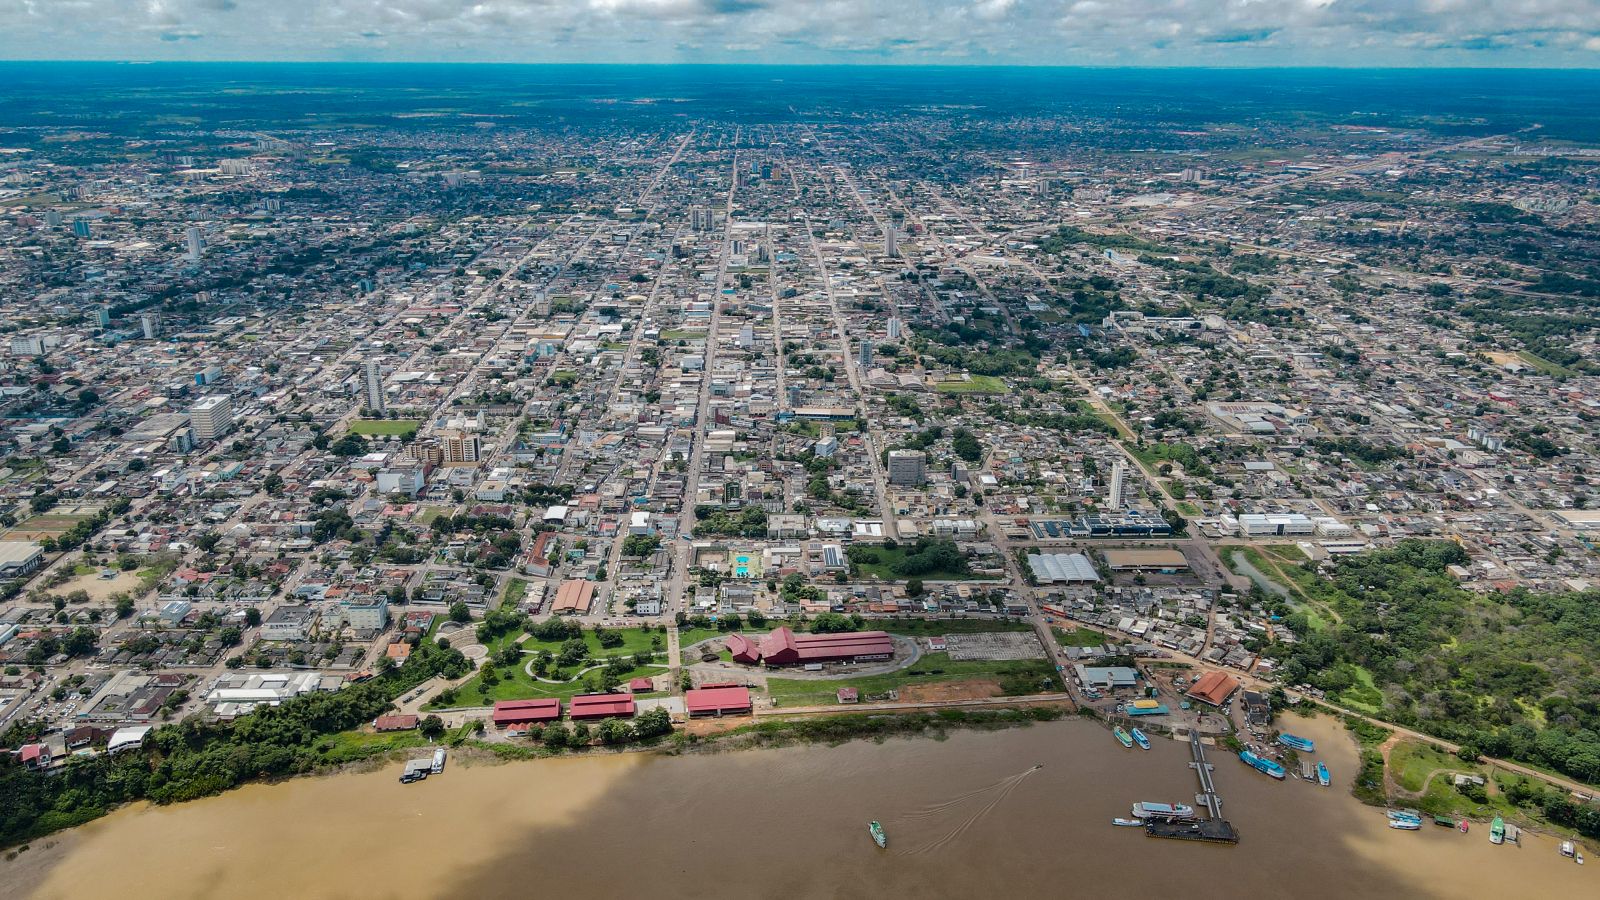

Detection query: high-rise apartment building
xmin=363 ymin=358 xmax=386 ymax=413
xmin=887 ymin=449 xmax=927 ymax=486
xmin=189 ymin=395 xmax=234 ymax=443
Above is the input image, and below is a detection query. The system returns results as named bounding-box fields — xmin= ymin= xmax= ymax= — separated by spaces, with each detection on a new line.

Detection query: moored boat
xmin=1387 ymin=808 xmax=1423 ymax=824
xmin=1239 ymin=749 xmax=1286 ymax=780
xmin=1489 ymin=816 xmax=1505 ymax=845
xmin=1131 ymin=728 xmax=1151 ymax=750
xmin=1389 ymin=819 xmax=1422 ymax=831
xmin=1561 ymin=840 xmax=1575 ymax=858
xmin=1112 ymin=818 xmax=1144 ymax=827
xmin=1316 ymin=761 xmax=1330 ymax=787
xmin=1132 ymin=801 xmax=1196 ymax=819
xmin=1277 ymin=733 xmax=1315 ymax=753
xmin=869 ymin=821 xmax=887 ymax=849
xmin=1113 ymin=726 xmax=1134 ymax=749
xmin=1432 ymin=815 xmax=1457 ymax=828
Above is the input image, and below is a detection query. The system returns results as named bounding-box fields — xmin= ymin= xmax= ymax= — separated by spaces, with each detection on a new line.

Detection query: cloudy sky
xmin=0 ymin=0 xmax=1595 ymax=66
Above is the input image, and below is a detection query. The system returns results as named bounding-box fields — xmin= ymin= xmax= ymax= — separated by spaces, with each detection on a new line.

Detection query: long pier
xmin=1189 ymin=731 xmax=1224 ymax=818
xmin=1141 ymin=731 xmax=1239 ymax=845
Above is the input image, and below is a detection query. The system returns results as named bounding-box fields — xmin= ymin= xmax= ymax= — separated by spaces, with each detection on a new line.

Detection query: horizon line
xmin=0 ymin=59 xmax=1596 ymax=73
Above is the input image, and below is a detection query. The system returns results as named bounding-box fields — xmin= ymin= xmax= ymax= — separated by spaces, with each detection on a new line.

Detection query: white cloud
xmin=0 ymin=0 xmax=1594 ymax=64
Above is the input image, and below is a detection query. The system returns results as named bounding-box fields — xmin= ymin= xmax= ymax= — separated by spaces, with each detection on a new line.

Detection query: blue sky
xmin=0 ymin=0 xmax=1595 ymax=66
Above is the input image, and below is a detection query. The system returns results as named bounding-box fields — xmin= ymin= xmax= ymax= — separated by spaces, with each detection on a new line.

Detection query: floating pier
xmin=1143 ymin=731 xmax=1238 ymax=844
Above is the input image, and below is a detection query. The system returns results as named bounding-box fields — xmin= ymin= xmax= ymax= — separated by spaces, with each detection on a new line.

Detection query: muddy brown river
xmin=5 ymin=713 xmax=1593 ymax=899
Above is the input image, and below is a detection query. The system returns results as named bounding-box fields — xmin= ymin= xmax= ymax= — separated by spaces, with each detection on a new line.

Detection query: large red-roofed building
xmin=1186 ymin=671 xmax=1241 ymax=707
xmin=685 ymin=684 xmax=753 ymax=717
xmin=726 ymin=627 xmax=893 ymax=668
xmin=569 ymin=693 xmax=636 ymax=720
xmin=492 ymin=698 xmax=562 ymax=728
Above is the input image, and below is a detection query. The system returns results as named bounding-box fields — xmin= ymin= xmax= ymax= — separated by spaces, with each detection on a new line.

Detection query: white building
xmin=363 ymin=358 xmax=385 ymax=413
xmin=340 ymin=597 xmax=389 ymax=631
xmin=1107 ymin=460 xmax=1126 ymax=510
xmin=184 ymin=226 xmax=204 ymax=262
xmin=188 ymin=394 xmax=234 ymax=443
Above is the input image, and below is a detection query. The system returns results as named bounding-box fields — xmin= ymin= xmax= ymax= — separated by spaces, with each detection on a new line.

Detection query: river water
xmin=6 ymin=713 xmax=1592 ymax=899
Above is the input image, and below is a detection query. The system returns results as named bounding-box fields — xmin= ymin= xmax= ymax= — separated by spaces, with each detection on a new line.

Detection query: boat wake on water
xmin=901 ymin=765 xmax=1043 ymax=855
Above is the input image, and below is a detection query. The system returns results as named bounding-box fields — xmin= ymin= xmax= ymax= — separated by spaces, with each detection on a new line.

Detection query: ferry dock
xmin=1143 ymin=732 xmax=1239 ymax=845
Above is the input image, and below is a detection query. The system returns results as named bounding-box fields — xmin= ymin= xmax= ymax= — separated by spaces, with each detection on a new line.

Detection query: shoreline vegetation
xmin=0 ymin=699 xmax=1079 ymax=851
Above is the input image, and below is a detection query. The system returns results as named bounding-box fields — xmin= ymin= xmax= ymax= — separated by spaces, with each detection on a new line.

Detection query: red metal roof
xmin=372 ymin=714 xmax=419 ymax=730
xmin=1186 ymin=671 xmax=1241 ymax=707
xmin=685 ymin=685 xmax=752 ymax=715
xmin=754 ymin=627 xmax=894 ymax=665
xmin=569 ymin=693 xmax=636 ymax=719
xmin=628 ymin=677 xmax=655 ymax=692
xmin=491 ymin=698 xmax=562 ymax=726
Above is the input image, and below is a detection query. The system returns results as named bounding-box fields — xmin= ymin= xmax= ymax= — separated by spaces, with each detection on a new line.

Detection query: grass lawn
xmin=501 ymin=578 xmax=528 ymax=607
xmin=934 ymin=375 xmax=1010 ymax=395
xmin=314 ymin=729 xmax=428 ymax=765
xmin=72 ymin=563 xmax=98 ymax=576
xmin=1053 ymin=626 xmax=1110 ymax=646
xmin=350 ymin=419 xmax=422 ymax=436
xmin=661 ymin=329 xmax=706 ymax=341
xmin=438 ymin=659 xmax=662 ymax=707
xmin=678 ymin=627 xmax=738 ymax=647
xmin=1262 ymin=544 xmax=1308 ymax=563
xmin=852 ymin=545 xmax=982 ymax=582
xmin=415 ymin=506 xmax=451 ymax=526
xmin=1391 ymin=739 xmax=1463 ymax=793
xmin=765 ymin=652 xmax=1055 ymax=707
xmin=1515 ymin=351 xmax=1575 ymax=377
xmin=523 ymin=626 xmax=666 ymax=660
xmin=1176 ymin=501 xmax=1202 ymax=517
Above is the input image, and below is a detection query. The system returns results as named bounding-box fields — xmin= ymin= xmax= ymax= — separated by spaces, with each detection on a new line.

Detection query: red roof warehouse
xmin=726 ymin=627 xmax=893 ymax=667
xmin=492 ymin=698 xmax=562 ymax=728
xmin=569 ymin=693 xmax=636 ymax=720
xmin=1186 ymin=671 xmax=1241 ymax=707
xmin=685 ymin=684 xmax=753 ymax=717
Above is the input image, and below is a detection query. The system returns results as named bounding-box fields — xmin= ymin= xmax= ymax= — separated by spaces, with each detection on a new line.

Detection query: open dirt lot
xmin=48 ymin=569 xmax=144 ymax=602
xmin=900 ymin=679 xmax=1002 ymax=703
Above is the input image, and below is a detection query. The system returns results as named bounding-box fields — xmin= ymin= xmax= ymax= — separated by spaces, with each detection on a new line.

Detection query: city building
xmin=725 ymin=627 xmax=894 ymax=667
xmin=188 ymin=394 xmax=234 ymax=442
xmin=887 ymin=449 xmax=926 ymax=486
xmin=492 ymin=698 xmax=562 ymax=728
xmin=685 ymin=684 xmax=753 ymax=717
xmin=363 ymin=358 xmax=385 ymax=413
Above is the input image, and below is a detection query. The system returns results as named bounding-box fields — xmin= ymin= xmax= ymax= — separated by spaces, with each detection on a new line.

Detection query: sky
xmin=0 ymin=0 xmax=1596 ymax=66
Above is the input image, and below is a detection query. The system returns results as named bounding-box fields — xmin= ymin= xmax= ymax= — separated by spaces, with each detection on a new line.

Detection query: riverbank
xmin=9 ymin=715 xmax=1593 ymax=900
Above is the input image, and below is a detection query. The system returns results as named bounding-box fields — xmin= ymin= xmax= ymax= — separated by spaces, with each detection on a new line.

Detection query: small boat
xmin=1432 ymin=815 xmax=1457 ymax=828
xmin=1130 ymin=728 xmax=1151 ymax=750
xmin=1459 ymin=820 xmax=1469 ymax=833
xmin=1576 ymin=849 xmax=1585 ymax=865
xmin=1506 ymin=823 xmax=1521 ymax=845
xmin=868 ymin=821 xmax=887 ymax=849
xmin=1387 ymin=809 xmax=1423 ymax=824
xmin=1561 ymin=841 xmax=1575 ymax=859
xmin=1489 ymin=816 xmax=1505 ymax=845
xmin=1112 ymin=818 xmax=1144 ymax=827
xmin=1132 ymin=801 xmax=1196 ymax=819
xmin=1113 ymin=726 xmax=1134 ymax=749
xmin=1389 ymin=819 xmax=1422 ymax=831
xmin=1239 ymin=749 xmax=1286 ymax=780
xmin=1316 ymin=761 xmax=1331 ymax=787
xmin=1278 ymin=733 xmax=1315 ymax=753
